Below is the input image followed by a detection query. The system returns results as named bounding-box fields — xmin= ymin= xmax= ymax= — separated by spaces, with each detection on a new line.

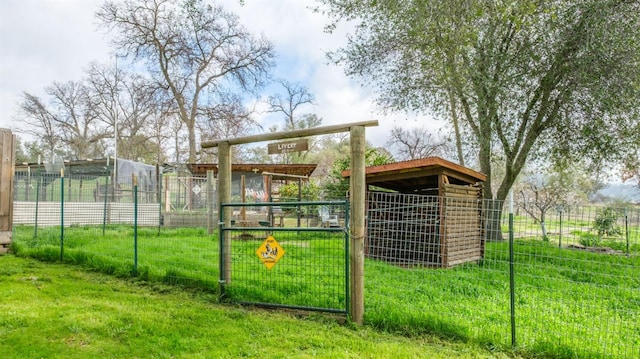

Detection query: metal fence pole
xmin=60 ymin=169 xmax=65 ymax=261
xmin=34 ymin=173 xmax=40 ymax=239
xmin=102 ymin=176 xmax=109 ymax=236
xmin=218 ymin=203 xmax=225 ymax=299
xmin=625 ymin=208 xmax=629 ymax=255
xmin=156 ymin=164 xmax=161 ymax=236
xmin=558 ymin=209 xmax=563 ymax=249
xmin=509 ymin=192 xmax=516 ymax=347
xmin=344 ymin=200 xmax=350 ymax=315
xmin=133 ymin=175 xmax=138 ymax=276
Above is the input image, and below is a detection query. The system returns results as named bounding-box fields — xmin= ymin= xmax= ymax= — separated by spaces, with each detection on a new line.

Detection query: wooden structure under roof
xmin=343 ymin=157 xmax=487 ymax=268
xmin=187 ymin=163 xmax=317 ymax=180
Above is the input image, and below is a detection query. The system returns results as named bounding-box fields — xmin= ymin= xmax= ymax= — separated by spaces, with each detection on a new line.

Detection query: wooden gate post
xmin=218 ymin=141 xmax=232 ymax=284
xmin=350 ymin=125 xmax=366 ymax=324
xmin=0 ymin=128 xmax=15 ymax=255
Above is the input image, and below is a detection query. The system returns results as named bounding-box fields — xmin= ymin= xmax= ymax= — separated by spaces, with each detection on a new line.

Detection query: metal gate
xmin=219 ymin=200 xmax=350 ymax=314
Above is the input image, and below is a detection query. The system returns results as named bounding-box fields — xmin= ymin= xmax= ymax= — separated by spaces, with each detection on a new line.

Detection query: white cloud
xmin=0 ymin=0 xmax=111 ymax=132
xmin=0 ymin=0 xmax=439 ymax=148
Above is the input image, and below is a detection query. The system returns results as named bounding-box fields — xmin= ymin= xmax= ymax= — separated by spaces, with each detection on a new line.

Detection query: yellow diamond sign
xmin=256 ymin=236 xmax=285 ymax=270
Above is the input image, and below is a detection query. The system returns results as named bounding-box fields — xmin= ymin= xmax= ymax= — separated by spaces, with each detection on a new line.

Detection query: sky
xmin=0 ymin=0 xmax=440 ymax=149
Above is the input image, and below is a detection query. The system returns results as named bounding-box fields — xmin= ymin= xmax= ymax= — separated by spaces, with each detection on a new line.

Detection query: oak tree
xmin=97 ymin=0 xmax=274 ymax=162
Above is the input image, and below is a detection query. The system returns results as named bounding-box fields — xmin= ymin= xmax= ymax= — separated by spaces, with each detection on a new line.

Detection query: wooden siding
xmin=441 ymin=184 xmax=484 ymax=268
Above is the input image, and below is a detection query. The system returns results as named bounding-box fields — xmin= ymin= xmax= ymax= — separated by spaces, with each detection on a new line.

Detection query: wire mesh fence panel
xmin=220 ymin=201 xmax=349 ymax=313
xmin=509 ymin=204 xmax=640 ymax=358
xmin=161 ymin=176 xmax=214 ymax=228
xmin=364 ymin=193 xmax=639 ymax=358
xmin=137 ymin=226 xmax=219 ymax=290
xmin=364 ymin=193 xmax=511 ymax=346
xmin=12 ymin=173 xmax=160 ymax=275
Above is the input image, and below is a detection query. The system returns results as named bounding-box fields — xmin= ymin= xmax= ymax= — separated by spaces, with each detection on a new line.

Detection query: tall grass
xmin=2 ymin=255 xmax=510 ymax=359
xmin=12 ymin=225 xmax=639 ymax=358
xmin=364 ymin=241 xmax=639 ymax=358
xmin=12 ymin=225 xmax=219 ymax=291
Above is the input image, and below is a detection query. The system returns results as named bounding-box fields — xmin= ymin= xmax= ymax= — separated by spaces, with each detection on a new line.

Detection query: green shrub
xmin=592 ymin=207 xmax=622 ymax=237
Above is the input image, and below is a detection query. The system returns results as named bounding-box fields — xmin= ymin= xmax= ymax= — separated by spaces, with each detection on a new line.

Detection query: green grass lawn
xmin=0 ymin=255 xmax=520 ymax=359
xmin=11 ymin=225 xmax=640 ymax=358
xmin=364 ymin=240 xmax=640 ymax=359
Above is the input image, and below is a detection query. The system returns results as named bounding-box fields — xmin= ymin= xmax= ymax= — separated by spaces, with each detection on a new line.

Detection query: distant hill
xmin=595 ymin=182 xmax=640 ymax=203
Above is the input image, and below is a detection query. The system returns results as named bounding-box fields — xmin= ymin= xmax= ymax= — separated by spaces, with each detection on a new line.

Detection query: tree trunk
xmin=187 ymin=120 xmax=197 ymax=163
xmin=484 ymin=199 xmax=504 ymax=241
xmin=478 ymin=128 xmax=504 ymax=241
xmin=447 ymin=86 xmax=465 ymax=166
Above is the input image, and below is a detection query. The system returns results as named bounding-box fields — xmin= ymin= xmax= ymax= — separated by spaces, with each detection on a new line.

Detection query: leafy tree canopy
xmin=318 ymin=0 xmax=640 ymax=201
xmin=322 ymin=146 xmax=393 ymax=199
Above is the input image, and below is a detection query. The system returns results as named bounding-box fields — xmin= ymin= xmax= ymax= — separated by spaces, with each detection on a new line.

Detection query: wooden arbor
xmin=0 ymin=129 xmax=15 ymax=255
xmin=201 ymin=120 xmax=378 ymax=324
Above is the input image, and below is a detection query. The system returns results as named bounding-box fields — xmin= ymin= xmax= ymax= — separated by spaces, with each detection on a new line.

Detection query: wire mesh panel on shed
xmin=366 ymin=191 xmax=484 ymax=268
xmin=366 ymin=192 xmax=441 ymax=266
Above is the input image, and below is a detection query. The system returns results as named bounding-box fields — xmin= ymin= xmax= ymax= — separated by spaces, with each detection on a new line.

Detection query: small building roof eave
xmin=342 ymin=157 xmax=486 ymax=192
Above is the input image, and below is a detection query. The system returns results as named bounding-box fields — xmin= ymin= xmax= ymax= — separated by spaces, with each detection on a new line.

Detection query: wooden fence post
xmin=219 ymin=141 xmax=232 ymax=284
xmin=350 ymin=125 xmax=365 ymax=324
xmin=207 ymin=170 xmax=215 ymax=235
xmin=1 ymin=128 xmax=15 ymax=254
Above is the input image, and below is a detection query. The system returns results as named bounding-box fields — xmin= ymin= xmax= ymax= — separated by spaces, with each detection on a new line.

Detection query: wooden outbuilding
xmin=343 ymin=157 xmax=486 ymax=268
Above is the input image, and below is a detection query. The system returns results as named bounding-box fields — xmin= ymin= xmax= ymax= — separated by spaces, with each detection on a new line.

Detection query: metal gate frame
xmin=219 ymin=200 xmax=350 ymax=314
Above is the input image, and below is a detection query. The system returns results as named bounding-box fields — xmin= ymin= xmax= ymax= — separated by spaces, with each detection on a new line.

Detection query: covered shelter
xmin=186 ymin=163 xmax=317 ymax=201
xmin=186 ymin=163 xmax=318 ymax=227
xmin=343 ymin=157 xmax=486 ymax=268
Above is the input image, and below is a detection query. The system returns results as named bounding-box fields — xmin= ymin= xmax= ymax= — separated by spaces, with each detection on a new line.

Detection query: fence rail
xmin=10 ymin=178 xmax=640 ymax=358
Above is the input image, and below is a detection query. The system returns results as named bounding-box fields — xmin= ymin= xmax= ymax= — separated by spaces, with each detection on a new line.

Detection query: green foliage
xmin=278 ymin=181 xmax=321 ymax=201
xmin=277 ymin=181 xmax=322 ymax=215
xmin=320 ymin=0 xmax=640 ymax=201
xmin=322 ymin=146 xmax=394 ymax=199
xmin=578 ymin=233 xmax=602 ymax=248
xmin=593 ymin=207 xmax=622 ymax=237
